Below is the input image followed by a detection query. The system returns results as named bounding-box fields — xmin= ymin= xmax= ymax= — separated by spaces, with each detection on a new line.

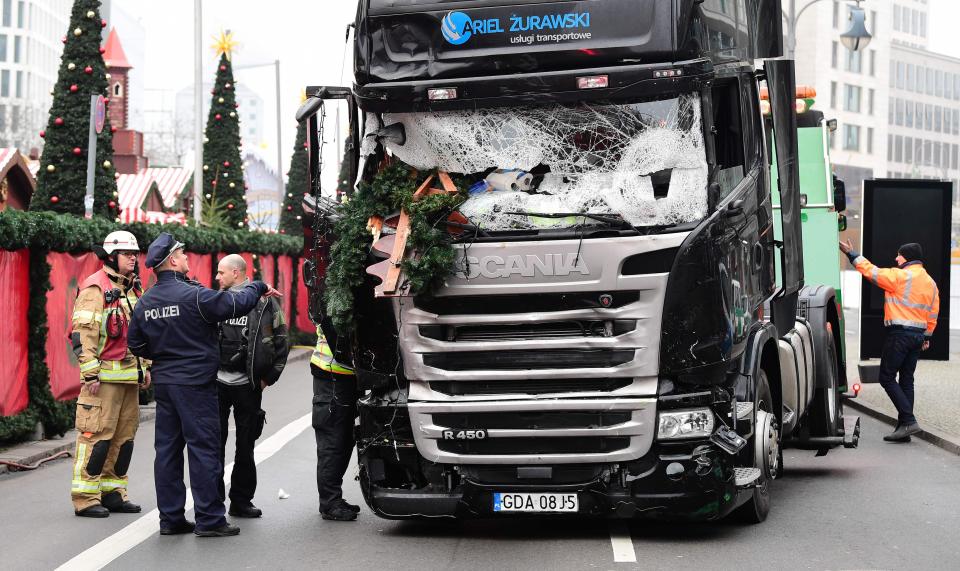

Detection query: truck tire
xmin=810 ymin=333 xmax=843 ymax=438
xmin=734 ymin=370 xmax=780 ymax=524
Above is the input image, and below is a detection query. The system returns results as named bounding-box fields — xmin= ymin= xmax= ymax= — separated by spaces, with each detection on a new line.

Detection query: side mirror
xmin=833 ymin=175 xmax=847 ymax=212
xmin=838 ymin=214 xmax=848 ymax=232
xmin=708 ymin=181 xmax=721 ymax=213
xmin=295 ymin=97 xmax=323 ymax=124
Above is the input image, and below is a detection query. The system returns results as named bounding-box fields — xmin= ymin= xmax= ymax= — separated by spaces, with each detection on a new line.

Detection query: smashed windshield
xmin=376 ymin=93 xmax=708 ymax=230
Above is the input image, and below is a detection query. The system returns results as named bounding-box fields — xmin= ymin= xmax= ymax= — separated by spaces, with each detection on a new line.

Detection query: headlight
xmin=657 ymin=408 xmax=715 ymax=440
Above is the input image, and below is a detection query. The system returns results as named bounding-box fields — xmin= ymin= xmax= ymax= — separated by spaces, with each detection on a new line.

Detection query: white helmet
xmin=103 ymin=230 xmax=140 ymax=255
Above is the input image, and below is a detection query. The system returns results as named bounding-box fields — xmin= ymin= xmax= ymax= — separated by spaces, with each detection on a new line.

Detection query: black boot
xmin=75 ymin=505 xmax=110 ymax=518
xmin=160 ymin=521 xmax=196 ymax=535
xmin=229 ymin=503 xmax=263 ymax=518
xmin=321 ymin=502 xmax=358 ymax=521
xmin=102 ymin=491 xmax=142 ymax=513
xmin=195 ymin=523 xmax=241 ymax=537
xmin=335 ymin=498 xmax=361 ymax=514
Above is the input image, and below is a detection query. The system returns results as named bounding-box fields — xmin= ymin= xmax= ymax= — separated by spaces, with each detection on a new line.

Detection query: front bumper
xmin=359 ymin=440 xmax=746 ymax=521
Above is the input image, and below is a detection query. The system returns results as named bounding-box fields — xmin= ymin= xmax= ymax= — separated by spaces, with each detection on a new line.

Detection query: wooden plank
xmin=382 ymin=209 xmax=411 ymax=294
xmin=412 ymin=175 xmax=435 ymax=201
xmin=437 ymin=171 xmax=458 ymax=195
xmin=367 ymin=215 xmax=384 ymax=242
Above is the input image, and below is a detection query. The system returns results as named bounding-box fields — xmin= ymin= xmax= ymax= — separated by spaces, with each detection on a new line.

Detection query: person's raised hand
xmin=839 ymin=239 xmax=854 ymax=254
xmin=262 ymin=285 xmax=282 ymax=299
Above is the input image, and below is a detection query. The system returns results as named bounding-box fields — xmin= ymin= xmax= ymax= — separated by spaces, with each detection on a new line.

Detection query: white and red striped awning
xmin=117 ymin=167 xmax=192 ymax=225
xmin=0 ymin=148 xmax=19 ymax=173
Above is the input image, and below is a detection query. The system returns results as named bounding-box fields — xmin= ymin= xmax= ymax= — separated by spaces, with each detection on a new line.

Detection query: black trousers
xmin=312 ymin=370 xmax=357 ymax=511
xmin=878 ymin=329 xmax=925 ymax=425
xmin=217 ymin=381 xmax=265 ymax=507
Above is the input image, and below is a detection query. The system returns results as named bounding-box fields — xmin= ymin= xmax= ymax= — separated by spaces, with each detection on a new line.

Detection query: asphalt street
xmin=2 ymin=364 xmax=960 ymax=570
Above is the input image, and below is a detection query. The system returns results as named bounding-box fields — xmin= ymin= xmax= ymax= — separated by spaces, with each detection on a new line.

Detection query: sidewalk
xmin=0 ymin=348 xmax=312 ymax=475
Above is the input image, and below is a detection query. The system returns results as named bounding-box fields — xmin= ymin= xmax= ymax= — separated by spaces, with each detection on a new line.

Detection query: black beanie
xmin=898 ymin=243 xmax=923 ymax=262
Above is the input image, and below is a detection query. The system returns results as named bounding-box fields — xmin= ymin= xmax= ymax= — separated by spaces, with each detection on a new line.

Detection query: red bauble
xmin=234 ymin=103 xmax=239 ymax=108
xmin=220 ymin=65 xmax=226 ymax=71
xmin=215 ymin=114 xmax=222 ymax=120
xmin=72 ymin=147 xmax=82 ymax=156
xmin=84 ymin=66 xmax=93 ymax=74
xmin=211 ymin=180 xmax=218 ymax=187
xmin=50 ymin=196 xmax=60 ymax=203
xmin=108 ymin=201 xmax=116 ymax=208
xmin=210 ymin=89 xmax=215 ymax=95
xmin=111 ymin=126 xmax=117 ymax=133
xmin=61 ymin=36 xmax=66 ymax=44
xmin=54 ymin=117 xmax=64 ymax=126
xmin=280 ymin=229 xmax=286 ymax=235
xmin=227 ymin=203 xmax=235 ymax=210
xmin=223 ymin=161 xmax=230 ymax=167
xmin=99 ymin=47 xmax=106 ymax=54
xmin=69 ymin=84 xmax=78 ymax=93
xmin=287 ymin=205 xmax=293 ymax=211
xmin=39 ymin=130 xmax=45 ymax=138
xmin=101 ymin=19 xmax=107 ymax=28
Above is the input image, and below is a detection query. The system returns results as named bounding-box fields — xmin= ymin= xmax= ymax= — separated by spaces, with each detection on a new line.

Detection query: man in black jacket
xmin=128 ymin=234 xmax=281 ymax=538
xmin=215 ymin=254 xmax=289 ymax=518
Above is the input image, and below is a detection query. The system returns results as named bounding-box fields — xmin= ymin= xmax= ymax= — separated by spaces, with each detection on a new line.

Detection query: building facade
xmin=0 ymin=0 xmax=71 ymax=153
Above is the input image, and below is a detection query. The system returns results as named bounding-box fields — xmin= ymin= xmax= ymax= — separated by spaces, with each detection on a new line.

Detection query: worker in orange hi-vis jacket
xmin=840 ymin=239 xmax=940 ymax=443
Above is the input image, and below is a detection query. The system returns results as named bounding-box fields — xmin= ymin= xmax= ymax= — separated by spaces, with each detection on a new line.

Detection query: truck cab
xmin=299 ymin=0 xmax=858 ymax=522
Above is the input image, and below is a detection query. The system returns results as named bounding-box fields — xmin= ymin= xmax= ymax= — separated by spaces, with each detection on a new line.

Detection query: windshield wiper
xmin=505 ymin=211 xmax=635 ymax=230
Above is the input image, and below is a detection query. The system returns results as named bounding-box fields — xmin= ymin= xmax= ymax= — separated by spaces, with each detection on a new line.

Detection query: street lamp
xmin=840 ymin=5 xmax=872 ymax=52
xmin=785 ymin=0 xmax=873 ymax=60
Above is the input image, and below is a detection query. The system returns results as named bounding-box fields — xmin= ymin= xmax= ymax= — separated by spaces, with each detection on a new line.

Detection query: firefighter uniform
xmin=311 ymin=326 xmax=360 ymax=520
xmin=71 ymin=266 xmax=147 ymax=514
xmin=851 ymin=245 xmax=940 ymax=431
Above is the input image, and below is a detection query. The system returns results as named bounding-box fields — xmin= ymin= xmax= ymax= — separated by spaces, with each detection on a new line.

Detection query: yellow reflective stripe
xmin=74 ymin=443 xmax=87 ymax=481
xmin=310 ymin=353 xmax=355 ymax=375
xmin=79 ymin=359 xmax=101 ymax=373
xmin=71 ymin=480 xmax=100 ymax=493
xmin=72 ymin=310 xmax=102 ymax=323
xmin=98 ymin=360 xmax=139 ymax=381
xmin=100 ymin=478 xmax=128 ymax=491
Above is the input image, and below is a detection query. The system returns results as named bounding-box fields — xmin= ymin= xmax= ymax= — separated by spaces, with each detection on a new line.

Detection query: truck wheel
xmin=735 ymin=370 xmax=780 ymax=524
xmin=810 ymin=333 xmax=842 ymax=437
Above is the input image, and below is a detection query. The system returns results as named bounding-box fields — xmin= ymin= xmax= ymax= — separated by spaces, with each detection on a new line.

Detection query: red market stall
xmin=0 ymin=249 xmax=30 ymax=416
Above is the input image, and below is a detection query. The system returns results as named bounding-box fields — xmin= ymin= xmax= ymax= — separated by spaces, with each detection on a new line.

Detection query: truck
xmin=297 ymin=0 xmax=860 ymax=523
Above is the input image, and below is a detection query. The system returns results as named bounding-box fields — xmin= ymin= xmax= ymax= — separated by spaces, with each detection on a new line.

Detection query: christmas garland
xmin=324 ymin=163 xmax=467 ymax=333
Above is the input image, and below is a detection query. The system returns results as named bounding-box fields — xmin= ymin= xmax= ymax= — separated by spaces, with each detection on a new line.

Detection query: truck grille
xmin=429 ymin=378 xmax=633 ymax=396
xmin=407 ymin=398 xmax=657 ymax=465
xmin=438 ymin=437 xmax=631 ymax=456
xmin=422 ymin=349 xmax=636 ymax=371
xmin=419 ymin=320 xmax=637 ymax=342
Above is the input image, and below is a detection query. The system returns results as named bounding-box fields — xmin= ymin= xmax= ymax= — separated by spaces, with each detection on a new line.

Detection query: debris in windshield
xmin=381 ymin=95 xmax=708 ymax=230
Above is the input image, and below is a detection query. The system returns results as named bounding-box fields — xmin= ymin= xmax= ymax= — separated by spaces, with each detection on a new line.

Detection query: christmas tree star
xmin=211 ymin=30 xmax=239 ymax=60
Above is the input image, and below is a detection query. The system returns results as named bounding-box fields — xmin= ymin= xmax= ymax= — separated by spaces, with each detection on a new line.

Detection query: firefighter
xmin=128 ymin=233 xmax=281 ymax=537
xmin=312 ymin=322 xmax=361 ymax=521
xmin=840 ymin=240 xmax=940 ymax=442
xmin=71 ymin=230 xmax=149 ymax=518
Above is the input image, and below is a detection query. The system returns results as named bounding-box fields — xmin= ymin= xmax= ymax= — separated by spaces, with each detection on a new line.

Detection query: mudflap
xmin=843 ymin=415 xmax=861 ymax=449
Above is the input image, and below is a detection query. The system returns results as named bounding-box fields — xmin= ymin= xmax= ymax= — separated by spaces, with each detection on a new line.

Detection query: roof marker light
xmin=577 ymin=75 xmax=609 ymax=89
xmin=428 ymin=88 xmax=458 ymax=101
xmin=654 ymin=69 xmax=683 ymax=79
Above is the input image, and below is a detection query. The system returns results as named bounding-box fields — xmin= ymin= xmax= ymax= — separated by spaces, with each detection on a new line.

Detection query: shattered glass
xmin=381 ymin=94 xmax=708 ymax=229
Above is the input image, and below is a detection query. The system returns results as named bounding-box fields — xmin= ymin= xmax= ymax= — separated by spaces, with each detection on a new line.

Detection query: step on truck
xmin=298 ymin=0 xmax=860 ymax=522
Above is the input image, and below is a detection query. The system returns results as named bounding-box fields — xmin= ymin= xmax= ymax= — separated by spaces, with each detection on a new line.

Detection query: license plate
xmin=493 ymin=492 xmax=578 ymax=513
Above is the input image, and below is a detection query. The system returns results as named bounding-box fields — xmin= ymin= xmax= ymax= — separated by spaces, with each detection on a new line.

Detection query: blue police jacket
xmin=128 ymin=271 xmax=267 ymax=385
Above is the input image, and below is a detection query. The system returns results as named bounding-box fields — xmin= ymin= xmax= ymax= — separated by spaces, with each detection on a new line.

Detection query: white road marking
xmin=56 ymin=413 xmax=312 ymax=571
xmin=609 ymin=523 xmax=637 ymax=563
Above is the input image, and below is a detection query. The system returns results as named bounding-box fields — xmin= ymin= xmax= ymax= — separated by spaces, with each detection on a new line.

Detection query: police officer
xmin=312 ymin=320 xmax=361 ymax=521
xmin=215 ymin=254 xmax=289 ymax=518
xmin=71 ymin=231 xmax=149 ymax=518
xmin=841 ymin=240 xmax=940 ymax=442
xmin=128 ymin=233 xmax=281 ymax=537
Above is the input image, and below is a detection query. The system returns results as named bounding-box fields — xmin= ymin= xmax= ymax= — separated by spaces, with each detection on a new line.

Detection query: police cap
xmin=145 ymin=232 xmax=186 ymax=269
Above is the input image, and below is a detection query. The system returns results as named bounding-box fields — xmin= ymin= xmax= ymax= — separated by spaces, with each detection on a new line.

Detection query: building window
xmin=887 ymin=134 xmax=893 ymax=161
xmin=832 ymin=42 xmax=838 ymax=69
xmin=889 ymin=60 xmax=895 ymax=88
xmin=953 ymin=144 xmax=958 ymax=170
xmin=936 ymin=71 xmax=943 ymax=98
xmin=953 ymin=110 xmax=959 ymax=135
xmin=868 ymin=88 xmax=875 ymax=115
xmin=917 ymin=66 xmax=926 ymax=92
xmin=946 ymin=108 xmax=953 ymax=135
xmin=0 ymin=34 xmax=6 ymax=62
xmin=934 ymin=142 xmax=941 ymax=168
xmin=893 ymin=4 xmax=901 ymax=31
xmin=2 ymin=0 xmax=9 ymax=27
xmin=16 ymin=0 xmax=22 ymax=28
xmin=113 ymin=82 xmax=122 ymax=97
xmin=867 ymin=127 xmax=874 ymax=154
xmin=895 ymin=135 xmax=903 ymax=163
xmin=905 ymin=99 xmax=913 ymax=127
xmin=13 ymin=35 xmax=19 ymax=63
xmin=920 ymin=12 xmax=927 ymax=38
xmin=843 ymin=124 xmax=861 ymax=151
xmin=1 ymin=70 xmax=9 ymax=97
xmin=897 ymin=61 xmax=905 ymax=89
xmin=15 ymin=69 xmax=20 ymax=98
xmin=888 ymin=97 xmax=894 ymax=124
xmin=833 ymin=0 xmax=840 ymax=29
xmin=907 ymin=64 xmax=914 ymax=91
xmin=905 ymin=137 xmax=913 ymax=164
xmin=830 ymin=81 xmax=837 ymax=109
xmin=844 ymin=85 xmax=861 ymax=113
xmin=924 ymin=140 xmax=932 ymax=165
xmin=927 ymin=68 xmax=934 ymax=95
xmin=895 ymin=98 xmax=904 ymax=125
xmin=912 ymin=10 xmax=919 ymax=36
xmin=869 ymin=50 xmax=876 ymax=77
xmin=935 ymin=106 xmax=942 ymax=132
xmin=846 ymin=48 xmax=862 ymax=74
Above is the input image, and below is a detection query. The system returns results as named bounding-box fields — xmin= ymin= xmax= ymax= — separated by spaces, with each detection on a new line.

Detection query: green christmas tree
xmin=32 ymin=0 xmax=117 ymax=217
xmin=279 ymin=121 xmax=307 ymax=235
xmin=202 ymin=31 xmax=246 ymax=229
